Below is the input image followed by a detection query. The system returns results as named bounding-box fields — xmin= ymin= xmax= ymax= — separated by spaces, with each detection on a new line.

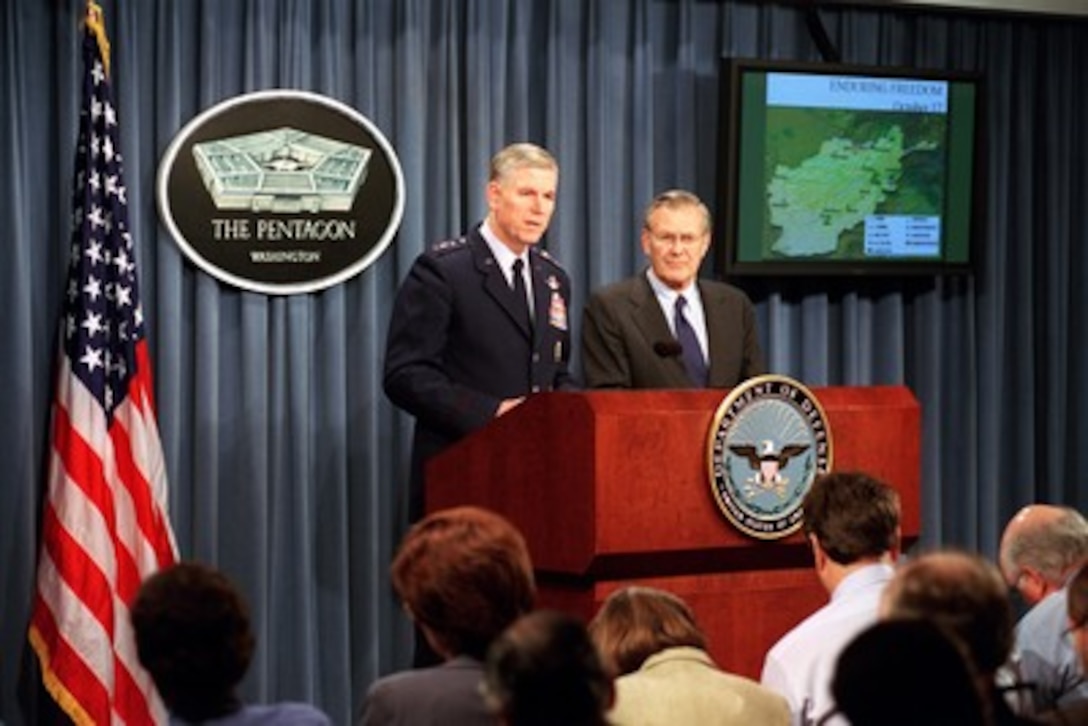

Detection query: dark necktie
xmin=674 ymin=295 xmax=708 ymax=387
xmin=511 ymin=258 xmax=532 ymax=331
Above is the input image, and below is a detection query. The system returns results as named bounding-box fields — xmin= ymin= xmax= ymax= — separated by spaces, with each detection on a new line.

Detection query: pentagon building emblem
xmin=191 ymin=128 xmax=372 ymax=213
xmin=707 ymin=375 xmax=833 ymax=540
xmin=158 ymin=90 xmax=404 ymax=295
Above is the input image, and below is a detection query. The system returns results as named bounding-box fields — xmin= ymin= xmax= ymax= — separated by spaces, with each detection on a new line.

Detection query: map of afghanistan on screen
xmin=732 ymin=65 xmax=976 ymax=267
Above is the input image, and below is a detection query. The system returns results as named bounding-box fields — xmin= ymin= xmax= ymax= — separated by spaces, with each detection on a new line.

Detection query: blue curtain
xmin=2 ymin=1 xmax=1086 ymax=724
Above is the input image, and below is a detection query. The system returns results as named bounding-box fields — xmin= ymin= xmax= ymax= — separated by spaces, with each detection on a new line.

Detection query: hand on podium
xmin=497 ymin=397 xmax=526 ymax=417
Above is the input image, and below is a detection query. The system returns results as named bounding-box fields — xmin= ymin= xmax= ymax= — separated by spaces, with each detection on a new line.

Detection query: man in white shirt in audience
xmin=760 ymin=471 xmax=901 ymax=726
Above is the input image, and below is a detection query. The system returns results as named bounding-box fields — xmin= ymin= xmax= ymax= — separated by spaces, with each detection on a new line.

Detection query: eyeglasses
xmin=645 ymin=229 xmax=706 ymax=247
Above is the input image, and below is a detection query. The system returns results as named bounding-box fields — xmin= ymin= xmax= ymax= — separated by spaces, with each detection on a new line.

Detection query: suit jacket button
xmin=532 ymin=353 xmax=540 ymax=362
xmin=531 ymin=385 xmax=540 ymax=393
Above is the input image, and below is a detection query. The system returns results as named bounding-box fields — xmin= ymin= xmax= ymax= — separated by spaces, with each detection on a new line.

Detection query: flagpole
xmin=84 ymin=1 xmax=110 ymax=78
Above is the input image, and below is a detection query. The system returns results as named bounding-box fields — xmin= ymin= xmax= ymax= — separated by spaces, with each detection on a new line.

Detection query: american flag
xmin=27 ymin=3 xmax=178 ymax=724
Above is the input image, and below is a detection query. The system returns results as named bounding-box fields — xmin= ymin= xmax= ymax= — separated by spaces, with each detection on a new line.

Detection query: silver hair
xmin=489 ymin=143 xmax=558 ymax=183
xmin=1007 ymin=507 xmax=1088 ymax=584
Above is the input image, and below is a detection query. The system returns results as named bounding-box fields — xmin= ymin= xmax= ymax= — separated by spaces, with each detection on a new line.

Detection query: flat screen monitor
xmin=717 ymin=57 xmax=982 ymax=276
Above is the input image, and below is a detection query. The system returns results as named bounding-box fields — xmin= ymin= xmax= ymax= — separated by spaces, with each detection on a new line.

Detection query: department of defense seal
xmin=707 ymin=374 xmax=833 ymax=540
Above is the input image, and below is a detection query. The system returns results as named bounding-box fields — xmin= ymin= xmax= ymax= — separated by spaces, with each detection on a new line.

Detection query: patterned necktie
xmin=511 ymin=258 xmax=532 ymax=331
xmin=675 ymin=295 xmax=708 ymax=386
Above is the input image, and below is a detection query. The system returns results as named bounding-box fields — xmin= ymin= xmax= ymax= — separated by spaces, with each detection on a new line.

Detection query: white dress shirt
xmin=760 ymin=563 xmax=895 ymax=726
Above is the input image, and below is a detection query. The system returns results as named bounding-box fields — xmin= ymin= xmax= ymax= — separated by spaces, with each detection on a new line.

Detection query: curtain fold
xmin=3 ymin=2 xmax=1087 ymax=724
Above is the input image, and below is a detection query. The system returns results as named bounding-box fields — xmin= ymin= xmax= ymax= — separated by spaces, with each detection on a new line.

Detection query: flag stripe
xmin=113 ymin=647 xmax=155 ymax=726
xmin=48 ymin=402 xmax=118 ymax=642
xmin=30 ymin=568 xmax=111 ymax=725
xmin=45 ymin=368 xmax=164 ymax=718
xmin=111 ymin=371 xmax=175 ymax=568
xmin=112 ymin=588 xmax=165 ymax=725
xmin=41 ymin=492 xmax=114 ymax=639
xmin=51 ymin=371 xmax=116 ymax=548
xmin=45 ymin=428 xmax=117 ymax=599
xmin=106 ymin=419 xmax=156 ymax=605
xmin=59 ymin=362 xmax=159 ymax=606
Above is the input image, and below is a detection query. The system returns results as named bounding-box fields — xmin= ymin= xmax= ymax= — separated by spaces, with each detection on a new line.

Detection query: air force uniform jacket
xmin=383 ymin=225 xmax=575 ymax=517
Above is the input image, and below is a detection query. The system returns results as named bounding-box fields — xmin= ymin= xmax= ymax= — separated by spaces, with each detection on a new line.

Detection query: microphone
xmin=653 ymin=340 xmax=683 ymax=358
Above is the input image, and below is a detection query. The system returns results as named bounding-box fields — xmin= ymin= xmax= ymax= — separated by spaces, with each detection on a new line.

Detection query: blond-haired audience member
xmin=590 ymin=586 xmax=788 ymax=726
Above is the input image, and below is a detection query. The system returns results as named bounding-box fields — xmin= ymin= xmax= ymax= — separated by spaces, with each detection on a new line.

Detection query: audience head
xmin=1067 ymin=562 xmax=1088 ymax=672
xmin=802 ymin=471 xmax=900 ymax=573
xmin=392 ymin=505 xmax=535 ymax=661
xmin=831 ymin=618 xmax=988 ymax=726
xmin=999 ymin=504 xmax=1088 ymax=606
xmin=483 ymin=609 xmax=612 ymax=726
xmin=587 ymin=585 xmax=707 ymax=677
xmin=130 ymin=561 xmax=255 ymax=722
xmin=881 ymin=550 xmax=1013 ymax=680
xmin=640 ymin=189 xmax=712 ymax=291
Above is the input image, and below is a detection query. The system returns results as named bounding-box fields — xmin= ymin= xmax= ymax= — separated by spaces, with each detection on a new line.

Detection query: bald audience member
xmin=881 ymin=550 xmax=1041 ymax=726
xmin=1000 ymin=505 xmax=1088 ymax=713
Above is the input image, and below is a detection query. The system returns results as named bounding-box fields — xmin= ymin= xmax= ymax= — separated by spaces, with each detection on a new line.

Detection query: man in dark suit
xmin=581 ymin=189 xmax=764 ymax=389
xmin=384 ymin=143 xmax=575 ymax=522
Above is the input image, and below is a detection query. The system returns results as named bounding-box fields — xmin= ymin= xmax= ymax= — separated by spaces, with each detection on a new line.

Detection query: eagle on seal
xmin=729 ymin=439 xmax=810 ymax=498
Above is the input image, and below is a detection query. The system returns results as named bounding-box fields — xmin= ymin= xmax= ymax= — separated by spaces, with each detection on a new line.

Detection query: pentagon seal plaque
xmin=707 ymin=374 xmax=833 ymax=540
xmin=157 ymin=90 xmax=404 ymax=295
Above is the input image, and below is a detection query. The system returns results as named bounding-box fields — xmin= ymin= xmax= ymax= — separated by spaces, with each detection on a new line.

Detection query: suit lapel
xmin=631 ymin=274 xmax=690 ymax=386
xmin=700 ymin=282 xmax=732 ymax=387
xmin=630 ymin=276 xmax=671 ymax=342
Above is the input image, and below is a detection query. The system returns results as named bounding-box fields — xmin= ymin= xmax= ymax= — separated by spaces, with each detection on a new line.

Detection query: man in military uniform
xmin=383 ymin=142 xmax=575 ymax=523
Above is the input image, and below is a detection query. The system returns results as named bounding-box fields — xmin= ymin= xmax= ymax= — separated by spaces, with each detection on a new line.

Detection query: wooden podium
xmin=425 ymin=387 xmax=920 ymax=679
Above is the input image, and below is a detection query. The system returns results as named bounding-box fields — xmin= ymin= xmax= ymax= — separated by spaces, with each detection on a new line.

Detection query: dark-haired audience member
xmin=830 ymin=618 xmax=990 ymax=726
xmin=589 ymin=586 xmax=788 ymax=726
xmin=1000 ymin=505 xmax=1088 ymax=713
xmin=1039 ymin=562 xmax=1088 ymax=725
xmin=759 ymin=471 xmax=901 ymax=726
xmin=482 ymin=610 xmax=612 ymax=726
xmin=130 ymin=561 xmax=332 ymax=726
xmin=358 ymin=506 xmax=535 ymax=726
xmin=881 ymin=550 xmax=1043 ymax=726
